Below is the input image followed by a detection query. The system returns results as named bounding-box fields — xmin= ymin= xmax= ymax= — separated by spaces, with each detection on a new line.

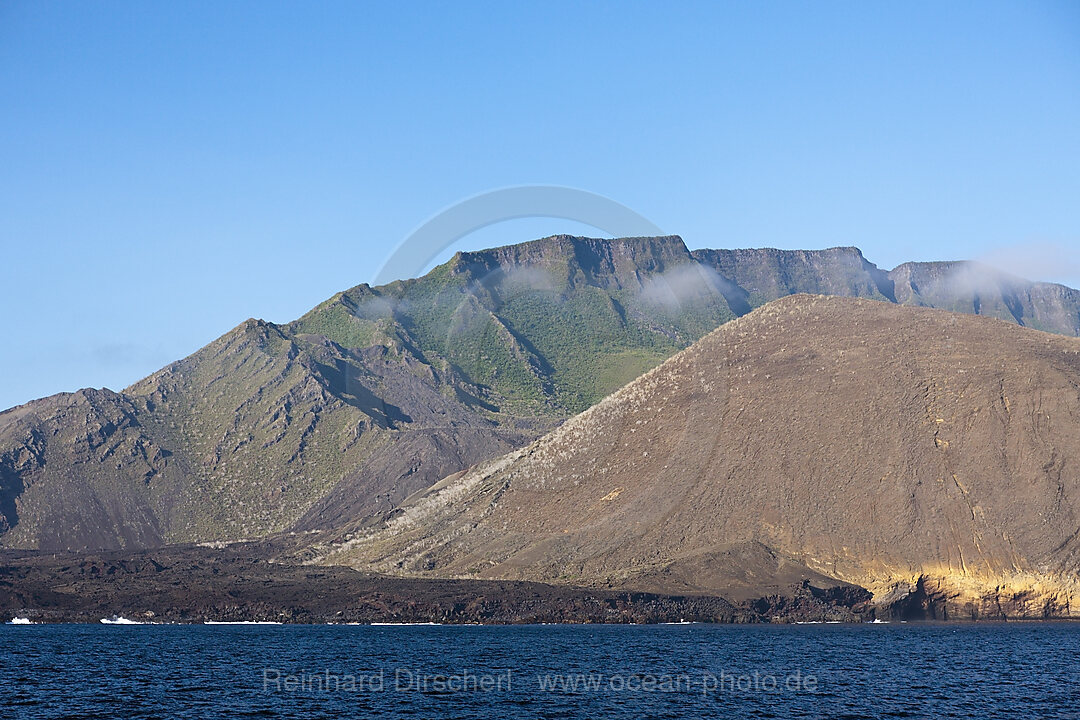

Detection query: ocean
xmin=2 ymin=622 xmax=1078 ymax=719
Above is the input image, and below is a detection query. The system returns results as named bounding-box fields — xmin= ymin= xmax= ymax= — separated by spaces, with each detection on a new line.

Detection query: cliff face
xmin=691 ymin=246 xmax=895 ymax=312
xmin=329 ymin=296 xmax=1080 ymax=619
xmin=2 ymin=235 xmax=1079 ymax=553
xmin=889 ymin=261 xmax=1080 ymax=335
xmin=691 ymin=246 xmax=1080 ymax=337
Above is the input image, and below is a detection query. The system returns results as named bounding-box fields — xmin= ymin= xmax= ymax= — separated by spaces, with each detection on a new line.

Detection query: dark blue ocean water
xmin=2 ymin=623 xmax=1078 ymax=719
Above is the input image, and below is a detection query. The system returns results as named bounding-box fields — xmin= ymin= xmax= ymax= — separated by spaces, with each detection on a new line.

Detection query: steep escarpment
xmin=691 ymin=247 xmax=1080 ymax=336
xmin=328 ymin=295 xmax=1080 ymax=619
xmin=889 ymin=261 xmax=1080 ymax=335
xmin=691 ymin=246 xmax=895 ymax=312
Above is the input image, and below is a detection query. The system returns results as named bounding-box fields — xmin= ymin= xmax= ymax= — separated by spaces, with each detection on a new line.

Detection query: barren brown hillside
xmin=327 ymin=295 xmax=1080 ymax=618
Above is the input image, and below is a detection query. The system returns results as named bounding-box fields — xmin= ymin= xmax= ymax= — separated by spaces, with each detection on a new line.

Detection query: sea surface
xmin=2 ymin=622 xmax=1078 ymax=719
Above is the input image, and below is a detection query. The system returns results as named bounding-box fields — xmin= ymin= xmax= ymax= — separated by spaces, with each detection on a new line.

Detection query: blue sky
xmin=1 ymin=1 xmax=1078 ymax=410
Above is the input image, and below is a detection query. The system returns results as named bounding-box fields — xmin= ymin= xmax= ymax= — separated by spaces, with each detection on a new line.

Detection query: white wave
xmin=203 ymin=620 xmax=282 ymax=625
xmin=7 ymin=617 xmax=35 ymax=625
xmin=100 ymin=616 xmax=146 ymax=625
xmin=369 ymin=622 xmax=441 ymax=626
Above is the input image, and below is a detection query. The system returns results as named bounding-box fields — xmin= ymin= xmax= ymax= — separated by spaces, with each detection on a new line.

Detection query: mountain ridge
xmin=3 ymin=235 xmax=1079 ymax=552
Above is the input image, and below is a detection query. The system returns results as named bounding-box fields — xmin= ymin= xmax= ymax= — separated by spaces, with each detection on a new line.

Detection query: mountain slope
xmin=290 ymin=235 xmax=737 ymax=415
xmin=0 ymin=321 xmax=533 ymax=550
xmin=328 ymin=296 xmax=1080 ymax=619
xmin=1 ymin=236 xmax=734 ymax=550
xmin=0 ymin=388 xmax=178 ymax=550
xmin=2 ymin=235 xmax=1079 ymax=552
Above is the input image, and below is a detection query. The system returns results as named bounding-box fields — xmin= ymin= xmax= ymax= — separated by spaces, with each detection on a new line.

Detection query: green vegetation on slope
xmin=289 ymin=236 xmax=737 ymax=415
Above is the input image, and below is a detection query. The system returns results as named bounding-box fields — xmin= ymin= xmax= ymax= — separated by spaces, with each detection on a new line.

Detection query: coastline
xmin=5 ymin=545 xmax=1076 ymax=626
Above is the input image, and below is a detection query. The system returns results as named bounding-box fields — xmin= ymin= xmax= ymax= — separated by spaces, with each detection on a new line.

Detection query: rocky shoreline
xmin=0 ymin=545 xmax=883 ymax=625
xmin=8 ymin=545 xmax=1074 ymax=626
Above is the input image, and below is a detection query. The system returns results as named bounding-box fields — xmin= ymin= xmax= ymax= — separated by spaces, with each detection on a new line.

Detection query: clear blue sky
xmin=1 ymin=1 xmax=1078 ymax=410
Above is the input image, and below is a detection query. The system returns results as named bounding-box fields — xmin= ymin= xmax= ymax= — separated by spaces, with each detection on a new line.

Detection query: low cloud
xmin=637 ymin=262 xmax=735 ymax=311
xmin=489 ymin=266 xmax=557 ymax=294
xmin=977 ymin=242 xmax=1080 ymax=287
xmin=353 ymin=295 xmax=400 ymax=321
xmin=941 ymin=262 xmax=1018 ymax=296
